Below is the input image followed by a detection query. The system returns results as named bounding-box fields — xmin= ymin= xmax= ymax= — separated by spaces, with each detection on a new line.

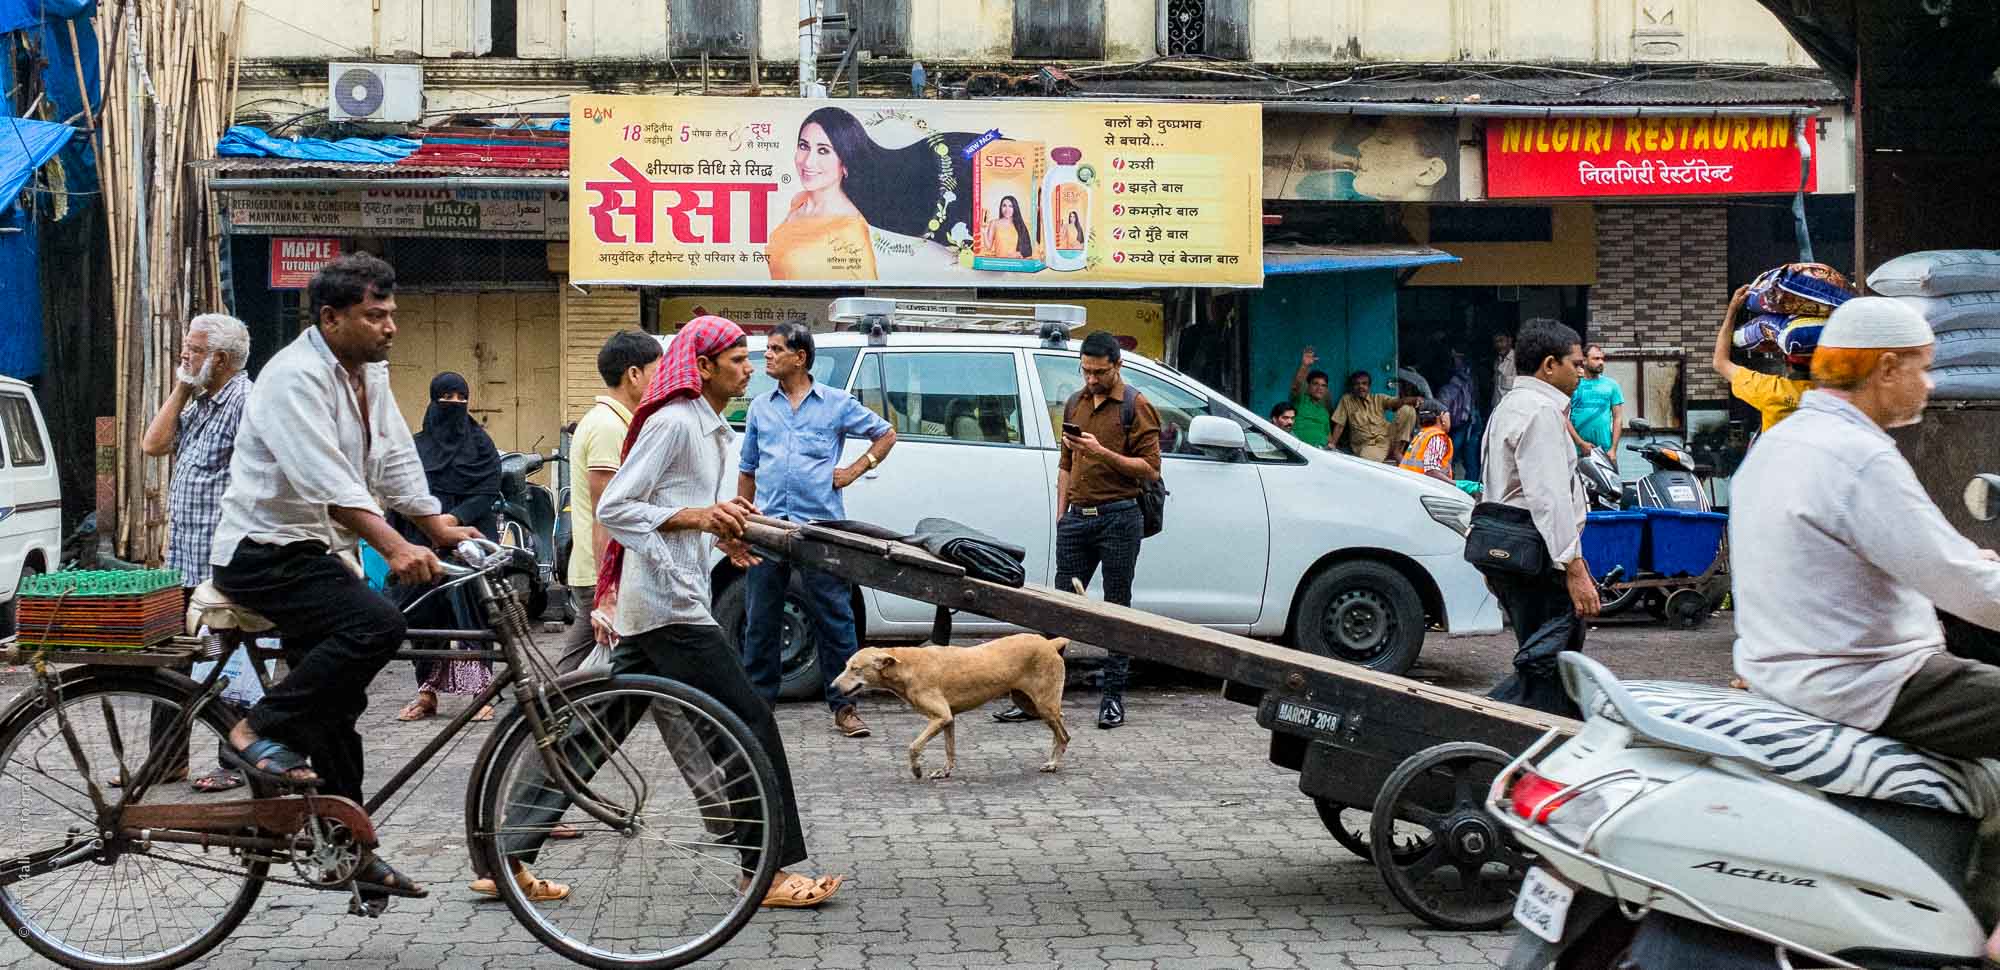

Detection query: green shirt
xmin=1292 ymin=393 xmax=1332 ymax=448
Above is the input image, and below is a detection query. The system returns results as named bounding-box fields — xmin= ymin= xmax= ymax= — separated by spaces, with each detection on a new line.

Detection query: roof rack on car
xmin=829 ymin=298 xmax=1086 ymax=347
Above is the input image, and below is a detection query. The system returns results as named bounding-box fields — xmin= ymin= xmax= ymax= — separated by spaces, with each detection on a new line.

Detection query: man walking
xmin=1481 ymin=318 xmax=1599 ymax=716
xmin=593 ymin=315 xmax=844 ymax=909
xmin=1286 ymin=347 xmax=1335 ymax=449
xmin=1567 ymin=343 xmax=1626 ymax=455
xmin=559 ymin=330 xmax=662 ymax=672
xmin=998 ymin=330 xmax=1161 ymax=729
xmin=140 ymin=312 xmax=253 ymax=794
xmin=736 ymin=321 xmax=896 ymax=737
xmin=1329 ymin=370 xmax=1423 ymax=462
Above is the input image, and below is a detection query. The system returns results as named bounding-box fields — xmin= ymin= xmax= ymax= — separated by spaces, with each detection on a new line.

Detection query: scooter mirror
xmin=1964 ymin=474 xmax=2000 ymax=522
xmin=1626 ymin=418 xmax=1654 ymax=433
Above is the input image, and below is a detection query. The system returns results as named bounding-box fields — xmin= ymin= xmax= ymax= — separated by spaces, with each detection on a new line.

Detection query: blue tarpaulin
xmin=37 ymin=0 xmax=99 ymax=213
xmin=0 ymin=118 xmax=74 ymax=206
xmin=217 ymin=125 xmax=421 ymax=164
xmin=1262 ymin=244 xmax=1461 ymax=276
xmin=0 ymin=205 xmax=41 ymax=378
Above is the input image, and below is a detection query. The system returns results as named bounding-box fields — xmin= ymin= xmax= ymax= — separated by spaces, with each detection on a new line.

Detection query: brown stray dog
xmin=831 ymin=634 xmax=1071 ymax=780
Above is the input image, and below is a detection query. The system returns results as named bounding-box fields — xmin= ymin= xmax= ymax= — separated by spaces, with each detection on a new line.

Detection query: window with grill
xmin=1015 ymin=0 xmax=1105 ymax=59
xmin=383 ymin=238 xmax=557 ymax=289
xmin=1158 ymin=0 xmax=1249 ymax=59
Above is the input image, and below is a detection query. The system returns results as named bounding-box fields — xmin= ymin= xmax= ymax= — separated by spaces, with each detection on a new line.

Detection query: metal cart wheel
xmin=1369 ymin=742 xmax=1535 ymax=930
xmin=1665 ymin=588 xmax=1709 ymax=629
xmin=1312 ymin=798 xmax=1435 ymax=865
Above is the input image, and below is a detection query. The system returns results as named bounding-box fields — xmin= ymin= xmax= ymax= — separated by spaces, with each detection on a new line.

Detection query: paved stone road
xmin=0 ymin=617 xmax=1733 ymax=970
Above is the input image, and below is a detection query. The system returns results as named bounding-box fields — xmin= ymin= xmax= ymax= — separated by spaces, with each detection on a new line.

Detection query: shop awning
xmin=1262 ymin=244 xmax=1459 ymax=276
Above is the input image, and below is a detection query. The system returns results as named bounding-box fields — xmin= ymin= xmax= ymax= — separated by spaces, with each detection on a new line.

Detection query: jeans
xmin=212 ymin=540 xmax=407 ymax=804
xmin=1056 ymin=502 xmax=1144 ymax=698
xmin=1451 ymin=422 xmax=1477 ymax=481
xmin=741 ymin=561 xmax=860 ymax=711
xmin=556 ymin=585 xmax=597 ymax=674
xmin=498 ymin=623 xmax=809 ymax=874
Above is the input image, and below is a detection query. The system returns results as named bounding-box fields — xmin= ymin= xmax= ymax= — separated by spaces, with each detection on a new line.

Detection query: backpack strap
xmin=1064 ymin=389 xmax=1084 ymax=424
xmin=1120 ymin=390 xmax=1136 ymax=431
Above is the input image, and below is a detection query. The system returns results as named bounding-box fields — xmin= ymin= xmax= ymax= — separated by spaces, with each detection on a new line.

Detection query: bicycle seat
xmin=186 ymin=582 xmax=276 ymax=636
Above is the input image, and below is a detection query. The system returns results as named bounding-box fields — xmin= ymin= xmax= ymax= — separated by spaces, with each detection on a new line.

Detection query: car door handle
xmin=863 ymin=472 xmax=880 ymax=479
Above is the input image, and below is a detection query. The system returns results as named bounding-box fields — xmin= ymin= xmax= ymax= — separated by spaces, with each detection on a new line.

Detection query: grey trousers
xmin=1877 ymin=651 xmax=2000 ymax=760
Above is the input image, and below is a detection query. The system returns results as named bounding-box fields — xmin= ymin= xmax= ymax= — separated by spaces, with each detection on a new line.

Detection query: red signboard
xmin=1484 ymin=116 xmax=1817 ymax=199
xmin=268 ymin=237 xmax=342 ymax=289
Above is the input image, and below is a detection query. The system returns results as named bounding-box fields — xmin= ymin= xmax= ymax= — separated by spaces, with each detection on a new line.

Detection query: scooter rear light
xmin=1510 ymin=770 xmax=1647 ymax=844
xmin=1509 ymin=770 xmax=1577 ymax=822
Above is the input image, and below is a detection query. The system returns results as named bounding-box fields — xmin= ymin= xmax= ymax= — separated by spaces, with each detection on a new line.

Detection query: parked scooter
xmin=1589 ymin=420 xmax=1721 ymax=618
xmin=496 ymin=443 xmax=565 ymax=621
xmin=1487 ymin=475 xmax=2000 ymax=969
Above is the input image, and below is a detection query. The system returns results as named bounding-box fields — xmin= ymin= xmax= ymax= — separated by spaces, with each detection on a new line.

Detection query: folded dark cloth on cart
xmin=810 ymin=518 xmax=1027 ymax=588
xmin=1488 ymin=613 xmax=1584 ymax=719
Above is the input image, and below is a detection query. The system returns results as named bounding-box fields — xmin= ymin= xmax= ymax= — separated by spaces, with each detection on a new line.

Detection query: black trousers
xmin=212 ymin=540 xmax=407 ymax=803
xmin=1056 ymin=502 xmax=1143 ymax=697
xmin=1486 ymin=570 xmax=1587 ymax=718
xmin=500 ymin=623 xmax=808 ymax=873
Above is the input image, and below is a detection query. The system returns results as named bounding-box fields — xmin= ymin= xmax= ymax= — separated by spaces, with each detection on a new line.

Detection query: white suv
xmin=0 ymin=377 xmax=60 ymax=642
xmin=697 ymin=327 xmax=1501 ymax=697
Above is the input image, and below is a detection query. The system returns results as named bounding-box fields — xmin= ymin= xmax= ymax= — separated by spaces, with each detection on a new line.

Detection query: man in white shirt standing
xmin=1491 ymin=329 xmax=1518 ymax=412
xmin=209 ymin=253 xmax=478 ymax=902
xmin=1480 ymin=319 xmax=1599 ymax=713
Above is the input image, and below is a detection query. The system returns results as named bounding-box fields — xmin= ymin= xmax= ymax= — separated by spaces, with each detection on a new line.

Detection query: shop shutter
xmin=1015 ymin=0 xmax=1104 ymax=59
xmin=670 ymin=0 xmax=757 ymax=56
xmin=560 ymin=286 xmax=643 ymax=425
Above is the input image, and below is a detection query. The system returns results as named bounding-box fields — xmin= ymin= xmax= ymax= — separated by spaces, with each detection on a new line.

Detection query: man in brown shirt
xmin=1330 ymin=369 xmax=1423 ymax=462
xmin=997 ymin=330 xmax=1162 ymax=729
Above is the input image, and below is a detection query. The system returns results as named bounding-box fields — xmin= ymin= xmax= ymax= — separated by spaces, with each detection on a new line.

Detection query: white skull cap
xmin=1818 ymin=296 xmax=1934 ymax=349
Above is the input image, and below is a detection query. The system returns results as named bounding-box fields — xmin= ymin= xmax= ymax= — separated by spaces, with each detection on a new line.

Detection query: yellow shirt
xmin=566 ymin=396 xmax=633 ymax=588
xmin=768 ymin=197 xmax=878 ymax=280
xmin=986 ymin=221 xmax=1022 ymax=257
xmin=1730 ymin=370 xmax=1811 ymax=431
xmin=1331 ymin=393 xmax=1398 ymax=450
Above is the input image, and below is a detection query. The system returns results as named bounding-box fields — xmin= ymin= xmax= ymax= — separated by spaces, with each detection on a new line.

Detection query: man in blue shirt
xmin=1567 ymin=343 xmax=1626 ymax=455
xmin=737 ymin=322 xmax=898 ymax=737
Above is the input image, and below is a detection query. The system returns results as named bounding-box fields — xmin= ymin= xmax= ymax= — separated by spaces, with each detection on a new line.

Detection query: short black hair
xmin=597 ymin=330 xmax=662 ymax=387
xmin=1079 ymin=329 xmax=1122 ymax=362
xmin=1306 ymin=370 xmax=1329 ymax=384
xmin=770 ymin=321 xmax=815 ymax=369
xmin=309 ymin=252 xmax=395 ymax=323
xmin=1269 ymin=401 xmax=1296 ymax=420
xmin=1346 ymin=369 xmax=1372 ymax=386
xmin=1516 ymin=318 xmax=1583 ymax=376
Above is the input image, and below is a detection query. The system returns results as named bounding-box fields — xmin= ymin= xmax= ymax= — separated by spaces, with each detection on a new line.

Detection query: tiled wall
xmin=1591 ymin=205 xmax=1731 ymax=401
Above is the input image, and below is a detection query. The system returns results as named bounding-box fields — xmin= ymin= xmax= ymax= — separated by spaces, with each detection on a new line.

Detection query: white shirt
xmin=1732 ymin=391 xmax=2000 ymax=730
xmin=210 ymin=327 xmax=439 ymax=565
xmin=1481 ymin=377 xmax=1586 ymax=566
xmin=596 ymin=396 xmax=735 ymax=634
xmin=1492 ymin=351 xmax=1517 ymax=410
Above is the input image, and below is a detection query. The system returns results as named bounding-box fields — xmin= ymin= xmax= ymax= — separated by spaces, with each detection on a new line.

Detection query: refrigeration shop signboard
xmin=223 ymin=187 xmax=569 ymax=238
xmin=1484 ymin=116 xmax=1818 ymax=199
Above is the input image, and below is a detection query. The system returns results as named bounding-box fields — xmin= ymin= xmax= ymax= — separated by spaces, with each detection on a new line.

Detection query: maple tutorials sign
xmin=1483 ymin=116 xmax=1817 ymax=199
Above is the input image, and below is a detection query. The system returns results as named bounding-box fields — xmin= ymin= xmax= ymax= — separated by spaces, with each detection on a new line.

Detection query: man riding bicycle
xmin=208 ymin=252 xmax=479 ymax=902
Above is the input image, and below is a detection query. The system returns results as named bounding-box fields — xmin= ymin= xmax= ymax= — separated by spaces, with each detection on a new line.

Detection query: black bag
xmin=1065 ymin=390 xmax=1168 ymax=538
xmin=1463 ymin=502 xmax=1551 ymax=577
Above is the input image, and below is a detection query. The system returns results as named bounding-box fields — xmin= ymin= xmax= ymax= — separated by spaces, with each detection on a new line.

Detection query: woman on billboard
xmin=977 ymin=196 xmax=1034 ymax=259
xmin=768 ymin=106 xmax=976 ymax=281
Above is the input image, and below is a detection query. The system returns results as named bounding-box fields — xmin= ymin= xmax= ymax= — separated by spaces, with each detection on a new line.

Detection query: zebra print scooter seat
xmin=1599 ymin=681 xmax=2000 ymax=818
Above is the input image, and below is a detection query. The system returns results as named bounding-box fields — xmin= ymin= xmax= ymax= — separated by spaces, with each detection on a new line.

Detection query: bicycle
xmin=0 ymin=539 xmax=781 ymax=970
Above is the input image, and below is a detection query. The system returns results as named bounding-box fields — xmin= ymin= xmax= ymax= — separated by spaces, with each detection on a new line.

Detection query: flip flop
xmin=190 ymin=769 xmax=244 ymax=793
xmin=396 ymin=695 xmax=438 ymax=722
xmin=470 ymin=867 xmax=570 ymax=902
xmin=221 ymin=737 xmax=320 ymax=788
xmin=354 ymin=854 xmax=428 ymax=899
xmin=760 ymin=872 xmax=843 ymax=909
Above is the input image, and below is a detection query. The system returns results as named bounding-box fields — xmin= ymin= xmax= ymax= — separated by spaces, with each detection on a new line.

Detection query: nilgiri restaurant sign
xmin=268 ymin=237 xmax=342 ymax=289
xmin=568 ymin=95 xmax=1263 ymax=288
xmin=1484 ymin=116 xmax=1817 ymax=199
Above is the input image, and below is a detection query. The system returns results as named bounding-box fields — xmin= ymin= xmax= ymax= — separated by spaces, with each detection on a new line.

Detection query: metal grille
xmin=384 ymin=238 xmax=555 ymax=289
xmin=1165 ymin=0 xmax=1205 ymax=55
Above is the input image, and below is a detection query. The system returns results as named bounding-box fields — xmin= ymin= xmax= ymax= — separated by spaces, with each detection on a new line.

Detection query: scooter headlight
xmin=1507 ymin=769 xmax=1647 ymax=846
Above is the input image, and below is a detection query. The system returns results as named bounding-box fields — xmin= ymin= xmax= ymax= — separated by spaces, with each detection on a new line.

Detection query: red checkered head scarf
xmin=594 ymin=315 xmax=747 ymax=612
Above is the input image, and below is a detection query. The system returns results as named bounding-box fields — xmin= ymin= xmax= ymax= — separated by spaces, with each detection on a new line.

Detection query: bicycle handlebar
xmin=439 ymin=538 xmax=508 ymax=578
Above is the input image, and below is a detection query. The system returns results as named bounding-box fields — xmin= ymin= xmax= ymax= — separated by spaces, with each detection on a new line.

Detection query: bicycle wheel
xmin=468 ymin=674 xmax=781 ymax=970
xmin=0 ymin=671 xmax=270 ymax=970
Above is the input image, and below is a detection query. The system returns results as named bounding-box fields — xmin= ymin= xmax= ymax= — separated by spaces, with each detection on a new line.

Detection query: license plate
xmin=1514 ymin=866 xmax=1575 ymax=943
xmin=1272 ymin=700 xmax=1342 ymax=736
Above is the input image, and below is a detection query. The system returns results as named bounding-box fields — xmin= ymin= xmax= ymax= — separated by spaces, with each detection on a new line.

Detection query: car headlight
xmin=1421 ymin=495 xmax=1472 ymax=537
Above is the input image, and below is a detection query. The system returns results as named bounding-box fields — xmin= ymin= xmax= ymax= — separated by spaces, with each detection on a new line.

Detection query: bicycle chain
xmin=140 ymin=844 xmax=340 ymax=892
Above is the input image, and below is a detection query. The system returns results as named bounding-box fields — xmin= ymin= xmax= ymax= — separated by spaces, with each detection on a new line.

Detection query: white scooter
xmin=1487 ymin=478 xmax=2000 ymax=970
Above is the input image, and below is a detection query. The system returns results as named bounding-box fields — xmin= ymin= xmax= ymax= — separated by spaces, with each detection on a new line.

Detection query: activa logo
xmin=1691 ymin=860 xmax=1818 ymax=888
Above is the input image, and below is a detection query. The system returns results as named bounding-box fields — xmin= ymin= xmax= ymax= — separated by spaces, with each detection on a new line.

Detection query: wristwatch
xmin=864 ymin=453 xmax=880 ymax=469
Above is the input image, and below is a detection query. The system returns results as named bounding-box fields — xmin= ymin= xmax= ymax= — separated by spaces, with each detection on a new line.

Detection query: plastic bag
xmin=1867 ymin=250 xmax=2000 ymax=298
xmin=189 ymin=636 xmax=277 ymax=707
xmin=1746 ymin=264 xmax=1854 ymax=316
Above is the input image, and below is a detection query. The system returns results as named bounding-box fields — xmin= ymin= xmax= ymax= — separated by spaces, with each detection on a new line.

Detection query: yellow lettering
xmin=1732 ymin=118 xmax=1751 ymax=150
xmin=1642 ymin=118 xmax=1661 ymax=152
xmin=1582 ymin=118 xmax=1603 ymax=153
xmin=1552 ymin=120 xmax=1571 ymax=152
xmin=1535 ymin=121 xmax=1550 ymax=153
xmin=1622 ymin=120 xmax=1642 ymax=152
xmin=1750 ymin=119 xmax=1770 ymax=149
xmin=1692 ymin=121 xmax=1712 ymax=150
xmin=1501 ymin=120 xmax=1525 ymax=153
xmin=1677 ymin=118 xmax=1694 ymax=150
xmin=1770 ymin=117 xmax=1791 ymax=148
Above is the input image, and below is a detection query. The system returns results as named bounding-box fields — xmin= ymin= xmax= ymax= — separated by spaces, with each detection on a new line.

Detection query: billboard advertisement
xmin=1485 ymin=116 xmax=1817 ymax=199
xmin=568 ymin=96 xmax=1263 ymax=288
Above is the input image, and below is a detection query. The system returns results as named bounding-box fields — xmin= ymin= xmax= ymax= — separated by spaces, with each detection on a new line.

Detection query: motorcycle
xmin=496 ymin=443 xmax=566 ymax=622
xmin=1487 ymin=475 xmax=2000 ymax=969
xmin=1589 ymin=420 xmax=1721 ymax=618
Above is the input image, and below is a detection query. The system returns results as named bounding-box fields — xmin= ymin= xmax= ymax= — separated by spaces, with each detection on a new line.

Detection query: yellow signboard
xmin=569 ymin=96 xmax=1262 ymax=289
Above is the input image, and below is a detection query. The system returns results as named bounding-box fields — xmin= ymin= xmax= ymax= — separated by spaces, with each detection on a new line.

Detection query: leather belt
xmin=1070 ymin=498 xmax=1139 ymax=517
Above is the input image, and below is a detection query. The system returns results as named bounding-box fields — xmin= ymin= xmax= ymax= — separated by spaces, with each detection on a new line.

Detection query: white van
xmin=675 ymin=301 xmax=1501 ymax=697
xmin=0 ymin=377 xmax=60 ymax=640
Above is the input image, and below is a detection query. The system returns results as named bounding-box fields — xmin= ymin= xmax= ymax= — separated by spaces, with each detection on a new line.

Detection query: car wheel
xmin=1292 ymin=561 xmax=1425 ymax=675
xmin=713 ymin=574 xmax=824 ymax=701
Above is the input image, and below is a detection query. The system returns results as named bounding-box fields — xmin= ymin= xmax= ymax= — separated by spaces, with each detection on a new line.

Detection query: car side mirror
xmin=1965 ymin=474 xmax=2000 ymax=522
xmin=1187 ymin=415 xmax=1248 ymax=456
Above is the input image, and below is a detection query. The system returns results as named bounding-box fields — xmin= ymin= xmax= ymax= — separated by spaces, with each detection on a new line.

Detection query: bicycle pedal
xmin=347 ymin=894 xmax=388 ymax=918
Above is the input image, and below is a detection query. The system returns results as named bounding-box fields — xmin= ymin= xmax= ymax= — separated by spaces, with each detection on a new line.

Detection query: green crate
xmin=17 ymin=569 xmax=185 ymax=599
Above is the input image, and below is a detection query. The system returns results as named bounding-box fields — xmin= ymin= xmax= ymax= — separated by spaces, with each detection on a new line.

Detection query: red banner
xmin=268 ymin=237 xmax=342 ymax=289
xmin=1484 ymin=116 xmax=1816 ymax=199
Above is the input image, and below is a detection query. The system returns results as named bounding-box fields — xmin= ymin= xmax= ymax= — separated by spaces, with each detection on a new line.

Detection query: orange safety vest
xmin=1399 ymin=425 xmax=1453 ymax=476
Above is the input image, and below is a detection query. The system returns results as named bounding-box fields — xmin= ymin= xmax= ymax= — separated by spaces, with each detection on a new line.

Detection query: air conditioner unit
xmin=327 ymin=63 xmax=423 ymax=122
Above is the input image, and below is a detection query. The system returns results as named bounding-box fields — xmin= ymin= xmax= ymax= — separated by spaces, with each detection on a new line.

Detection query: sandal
xmin=471 ymin=705 xmax=495 ymax=722
xmin=396 ymin=693 xmax=438 ymax=722
xmin=759 ymin=871 xmax=843 ymax=909
xmin=190 ymin=769 xmax=244 ymax=793
xmin=354 ymin=854 xmax=428 ymax=899
xmin=109 ymin=765 xmax=189 ymax=788
xmin=550 ymin=823 xmax=581 ymax=840
xmin=221 ymin=737 xmax=320 ymax=788
xmin=470 ymin=866 xmax=570 ymax=902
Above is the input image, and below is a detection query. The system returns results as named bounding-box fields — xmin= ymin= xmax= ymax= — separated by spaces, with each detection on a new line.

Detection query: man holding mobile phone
xmin=996 ymin=330 xmax=1161 ymax=729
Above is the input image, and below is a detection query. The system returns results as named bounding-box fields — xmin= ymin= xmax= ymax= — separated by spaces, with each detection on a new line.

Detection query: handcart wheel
xmin=1369 ymin=742 xmax=1535 ymax=930
xmin=1665 ymin=588 xmax=1709 ymax=629
xmin=1312 ymin=798 xmax=1434 ymax=864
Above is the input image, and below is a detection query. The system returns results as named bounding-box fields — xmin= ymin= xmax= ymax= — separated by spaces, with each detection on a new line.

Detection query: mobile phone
xmin=1061 ymin=422 xmax=1084 ymax=438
